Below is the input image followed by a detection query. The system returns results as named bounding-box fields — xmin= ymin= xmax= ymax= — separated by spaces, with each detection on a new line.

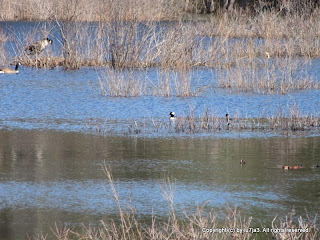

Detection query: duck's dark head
xmin=170 ymin=112 xmax=175 ymax=118
xmin=15 ymin=62 xmax=21 ymax=70
xmin=45 ymin=38 xmax=53 ymax=44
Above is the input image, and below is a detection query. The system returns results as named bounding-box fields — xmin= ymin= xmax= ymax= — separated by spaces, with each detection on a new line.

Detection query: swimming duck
xmin=26 ymin=38 xmax=53 ymax=55
xmin=282 ymin=165 xmax=303 ymax=170
xmin=169 ymin=112 xmax=176 ymax=120
xmin=0 ymin=62 xmax=21 ymax=74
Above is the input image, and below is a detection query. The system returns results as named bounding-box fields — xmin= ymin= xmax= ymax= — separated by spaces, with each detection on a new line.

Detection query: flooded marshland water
xmin=0 ymin=21 xmax=320 ymax=239
xmin=1 ymin=129 xmax=320 ymax=239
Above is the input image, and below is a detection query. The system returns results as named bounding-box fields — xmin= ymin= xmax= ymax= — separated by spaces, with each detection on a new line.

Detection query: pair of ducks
xmin=0 ymin=38 xmax=53 ymax=74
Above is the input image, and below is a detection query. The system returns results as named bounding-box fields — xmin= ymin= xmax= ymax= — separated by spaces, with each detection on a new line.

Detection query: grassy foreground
xmin=30 ymin=164 xmax=319 ymax=240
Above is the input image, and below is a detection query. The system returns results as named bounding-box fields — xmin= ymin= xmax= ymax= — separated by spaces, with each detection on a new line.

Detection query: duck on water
xmin=0 ymin=62 xmax=21 ymax=74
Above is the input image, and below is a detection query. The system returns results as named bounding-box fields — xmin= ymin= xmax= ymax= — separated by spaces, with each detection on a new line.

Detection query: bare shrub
xmin=105 ymin=21 xmax=158 ymax=69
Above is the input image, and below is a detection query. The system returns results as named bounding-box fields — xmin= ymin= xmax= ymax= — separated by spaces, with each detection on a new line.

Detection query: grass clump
xmin=98 ymin=68 xmax=207 ymax=98
xmin=218 ymin=56 xmax=319 ymax=94
xmin=99 ymin=69 xmax=148 ymax=97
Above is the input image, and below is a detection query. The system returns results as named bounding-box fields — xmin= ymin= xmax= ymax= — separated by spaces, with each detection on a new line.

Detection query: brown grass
xmin=217 ymin=55 xmax=319 ymax=94
xmin=98 ymin=68 xmax=207 ymax=98
xmin=99 ymin=69 xmax=148 ymax=97
xmin=30 ymin=164 xmax=319 ymax=240
xmin=0 ymin=0 xmax=185 ymax=22
xmin=269 ymin=103 xmax=319 ymax=131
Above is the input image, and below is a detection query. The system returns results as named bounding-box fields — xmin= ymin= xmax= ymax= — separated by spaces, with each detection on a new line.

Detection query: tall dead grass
xmin=98 ymin=68 xmax=206 ymax=97
xmin=0 ymin=0 xmax=185 ymax=21
xmin=217 ymin=55 xmax=319 ymax=94
xmin=99 ymin=69 xmax=148 ymax=97
xmin=1 ymin=1 xmax=320 ymax=94
xmin=0 ymin=26 xmax=8 ymax=66
xmin=269 ymin=103 xmax=319 ymax=131
xmin=31 ymin=164 xmax=319 ymax=240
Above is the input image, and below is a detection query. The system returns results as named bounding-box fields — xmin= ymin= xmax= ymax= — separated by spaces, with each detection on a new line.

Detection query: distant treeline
xmin=0 ymin=0 xmax=319 ymax=21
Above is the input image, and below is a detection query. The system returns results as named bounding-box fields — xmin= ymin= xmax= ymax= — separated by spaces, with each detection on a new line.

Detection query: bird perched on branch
xmin=0 ymin=62 xmax=21 ymax=74
xmin=26 ymin=38 xmax=53 ymax=55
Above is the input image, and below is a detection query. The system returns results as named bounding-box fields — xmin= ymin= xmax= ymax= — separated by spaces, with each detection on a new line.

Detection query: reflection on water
xmin=0 ymin=129 xmax=320 ymax=239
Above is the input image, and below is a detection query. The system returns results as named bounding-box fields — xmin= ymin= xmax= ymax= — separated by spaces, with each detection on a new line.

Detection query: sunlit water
xmin=0 ymin=21 xmax=320 ymax=135
xmin=0 ymin=130 xmax=320 ymax=239
xmin=0 ymin=22 xmax=320 ymax=239
xmin=1 ymin=66 xmax=320 ymax=136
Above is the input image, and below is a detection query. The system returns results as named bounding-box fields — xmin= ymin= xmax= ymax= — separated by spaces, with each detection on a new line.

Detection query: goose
xmin=26 ymin=38 xmax=53 ymax=55
xmin=169 ymin=112 xmax=176 ymax=120
xmin=0 ymin=62 xmax=21 ymax=74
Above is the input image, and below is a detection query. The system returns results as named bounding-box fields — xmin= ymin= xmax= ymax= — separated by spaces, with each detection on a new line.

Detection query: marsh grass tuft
xmin=99 ymin=68 xmax=207 ymax=98
xmin=99 ymin=68 xmax=148 ymax=97
xmin=269 ymin=104 xmax=319 ymax=131
xmin=218 ymin=56 xmax=318 ymax=94
xmin=88 ymin=104 xmax=320 ymax=136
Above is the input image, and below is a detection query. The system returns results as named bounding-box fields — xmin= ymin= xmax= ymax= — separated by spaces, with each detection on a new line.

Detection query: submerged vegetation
xmin=86 ymin=104 xmax=320 ymax=137
xmin=31 ymin=165 xmax=320 ymax=240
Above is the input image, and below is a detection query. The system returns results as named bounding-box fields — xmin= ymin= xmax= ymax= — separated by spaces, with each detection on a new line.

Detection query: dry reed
xmin=30 ymin=164 xmax=319 ymax=240
xmin=98 ymin=67 xmax=209 ymax=98
xmin=0 ymin=0 xmax=185 ymax=22
xmin=88 ymin=104 xmax=320 ymax=136
xmin=217 ymin=57 xmax=319 ymax=94
xmin=99 ymin=69 xmax=148 ymax=97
